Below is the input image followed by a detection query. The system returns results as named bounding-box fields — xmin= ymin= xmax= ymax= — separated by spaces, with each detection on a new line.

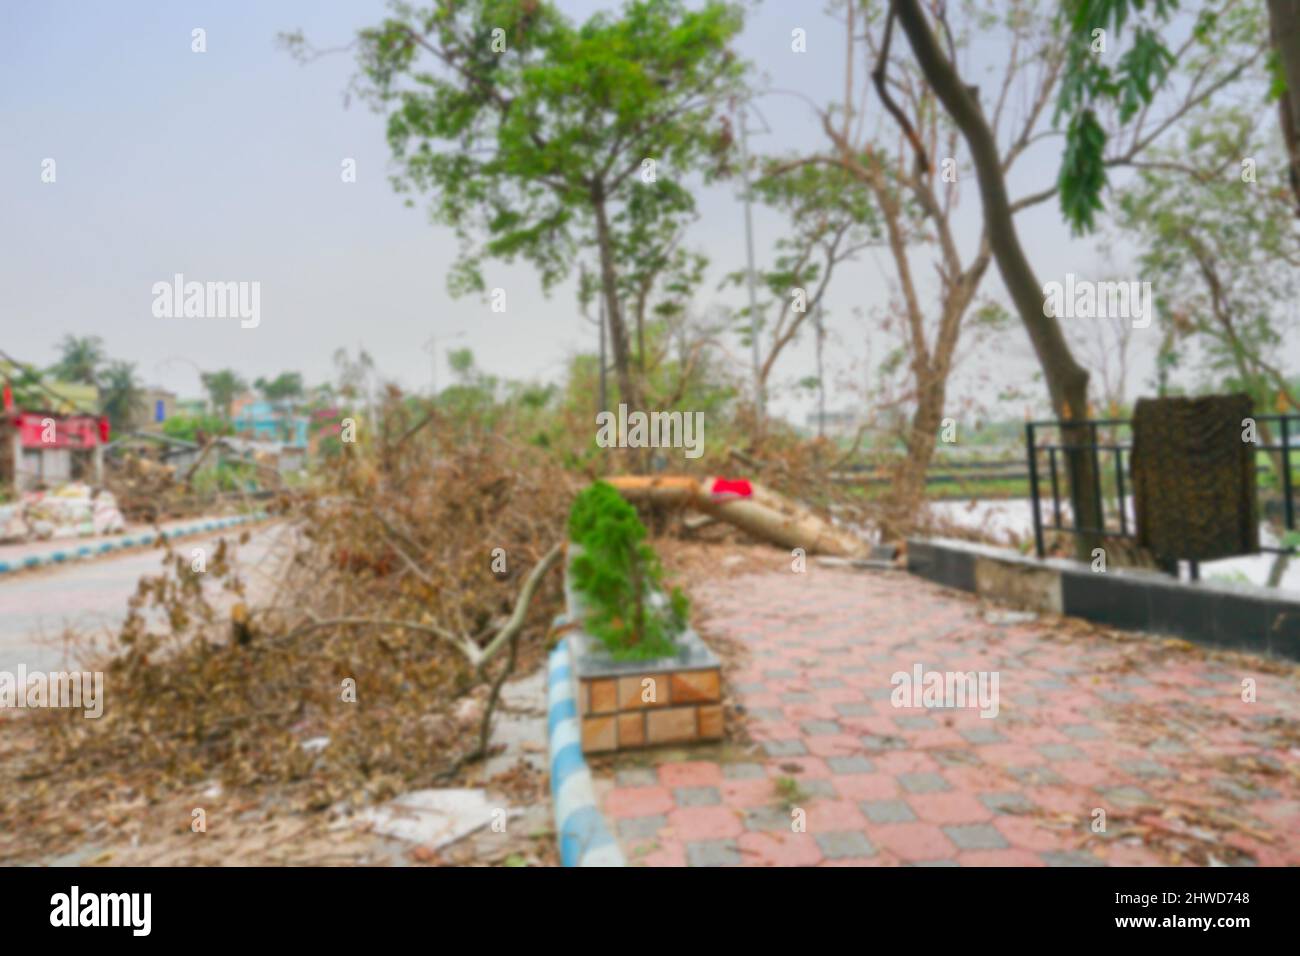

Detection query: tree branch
xmin=475 ymin=541 xmax=563 ymax=674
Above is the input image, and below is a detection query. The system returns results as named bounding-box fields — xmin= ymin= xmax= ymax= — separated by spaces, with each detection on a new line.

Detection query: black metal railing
xmin=1024 ymin=414 xmax=1298 ymax=561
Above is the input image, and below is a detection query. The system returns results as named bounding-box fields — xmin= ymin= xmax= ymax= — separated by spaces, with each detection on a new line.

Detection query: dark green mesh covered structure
xmin=1130 ymin=394 xmax=1259 ymax=562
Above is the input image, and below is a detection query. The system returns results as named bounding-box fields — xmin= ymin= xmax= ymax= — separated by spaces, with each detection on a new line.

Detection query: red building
xmin=1 ymin=410 xmax=110 ymax=492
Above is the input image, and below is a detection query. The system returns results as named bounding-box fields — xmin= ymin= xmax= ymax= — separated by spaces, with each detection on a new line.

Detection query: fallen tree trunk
xmin=605 ymin=475 xmax=869 ymax=558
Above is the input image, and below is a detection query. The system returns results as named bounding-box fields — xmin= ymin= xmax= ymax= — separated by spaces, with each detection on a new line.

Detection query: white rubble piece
xmin=358 ymin=788 xmax=510 ymax=849
xmin=2 ymin=483 xmax=125 ymax=541
xmin=982 ymin=609 xmax=1039 ymax=625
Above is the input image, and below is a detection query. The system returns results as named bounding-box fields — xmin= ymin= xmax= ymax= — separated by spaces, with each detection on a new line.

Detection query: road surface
xmin=0 ymin=521 xmax=292 ymax=673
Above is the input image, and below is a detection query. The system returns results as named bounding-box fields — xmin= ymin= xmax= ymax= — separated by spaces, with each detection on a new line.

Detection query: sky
xmin=1 ymin=0 xmax=1165 ymax=427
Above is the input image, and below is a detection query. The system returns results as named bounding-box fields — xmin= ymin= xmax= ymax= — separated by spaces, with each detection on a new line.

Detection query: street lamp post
xmin=738 ymin=105 xmax=764 ymax=424
xmin=815 ymin=301 xmax=826 ymax=439
xmin=598 ymin=294 xmax=608 ymax=417
xmin=423 ymin=331 xmax=466 ymax=397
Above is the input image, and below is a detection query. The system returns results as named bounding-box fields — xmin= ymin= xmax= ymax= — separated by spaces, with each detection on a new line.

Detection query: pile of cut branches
xmin=0 ymin=394 xmax=574 ymax=862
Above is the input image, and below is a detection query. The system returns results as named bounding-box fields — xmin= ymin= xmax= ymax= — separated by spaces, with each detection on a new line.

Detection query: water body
xmin=927 ymin=498 xmax=1298 ymax=594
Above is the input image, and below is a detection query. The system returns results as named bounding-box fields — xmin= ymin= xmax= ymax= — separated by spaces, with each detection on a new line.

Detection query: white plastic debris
xmin=358 ymin=788 xmax=502 ymax=848
xmin=982 ymin=610 xmax=1038 ymax=625
xmin=92 ymin=490 xmax=125 ymax=535
xmin=2 ymin=484 xmax=125 ymax=541
xmin=0 ymin=503 xmax=28 ymax=542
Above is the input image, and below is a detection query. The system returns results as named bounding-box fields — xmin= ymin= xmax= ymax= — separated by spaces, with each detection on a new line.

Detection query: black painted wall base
xmin=906 ymin=537 xmax=1300 ymax=663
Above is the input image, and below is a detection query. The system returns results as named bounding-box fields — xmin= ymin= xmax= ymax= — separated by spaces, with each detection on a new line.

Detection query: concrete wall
xmin=907 ymin=537 xmax=1300 ymax=662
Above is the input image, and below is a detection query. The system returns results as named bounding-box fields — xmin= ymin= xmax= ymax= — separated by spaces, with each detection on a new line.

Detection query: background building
xmin=230 ymin=394 xmax=309 ymax=447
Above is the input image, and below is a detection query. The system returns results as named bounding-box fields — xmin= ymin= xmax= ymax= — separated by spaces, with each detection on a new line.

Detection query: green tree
xmin=1116 ymin=109 xmax=1299 ymax=587
xmin=1054 ymin=0 xmax=1267 ymax=233
xmin=568 ymin=481 xmax=686 ymax=660
xmin=1 ymin=350 xmax=73 ymax=412
xmin=49 ymin=334 xmax=106 ymax=385
xmin=1268 ymin=0 xmax=1300 ymax=210
xmin=1116 ymin=113 xmax=1299 ymax=418
xmin=345 ymin=0 xmax=746 ymax=410
xmin=201 ymin=369 xmax=248 ymax=421
xmin=438 ymin=347 xmax=500 ymax=426
xmin=254 ymin=371 xmax=304 ymax=403
xmin=98 ymin=360 xmax=142 ymax=434
xmin=886 ymin=0 xmax=1103 ymax=553
xmin=607 ymin=207 xmax=708 ymax=382
xmin=727 ymin=161 xmax=881 ymax=423
xmin=332 ymin=348 xmax=375 ymax=402
xmin=807 ymin=0 xmax=1064 ymax=533
xmin=162 ymin=413 xmax=233 ymax=444
xmin=255 ymin=371 xmax=305 ymax=443
xmin=885 ymin=0 xmax=1259 ymax=556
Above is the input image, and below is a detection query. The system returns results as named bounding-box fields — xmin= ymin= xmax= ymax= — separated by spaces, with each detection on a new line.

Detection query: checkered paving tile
xmin=596 ymin=563 xmax=1300 ymax=866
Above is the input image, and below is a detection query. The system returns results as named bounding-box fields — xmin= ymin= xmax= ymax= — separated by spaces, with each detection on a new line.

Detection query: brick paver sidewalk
xmin=595 ymin=565 xmax=1300 ymax=866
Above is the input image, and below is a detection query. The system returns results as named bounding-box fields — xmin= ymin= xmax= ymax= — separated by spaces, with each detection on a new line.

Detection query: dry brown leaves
xmin=0 ymin=399 xmax=575 ymax=863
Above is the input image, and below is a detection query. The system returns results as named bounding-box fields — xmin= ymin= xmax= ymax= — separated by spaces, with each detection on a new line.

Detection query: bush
xmin=192 ymin=459 xmax=256 ymax=495
xmin=568 ymin=481 xmax=687 ymax=660
xmin=162 ymin=413 xmax=233 ymax=444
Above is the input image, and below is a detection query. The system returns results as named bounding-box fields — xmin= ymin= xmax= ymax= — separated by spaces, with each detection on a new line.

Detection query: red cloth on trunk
xmin=710 ymin=477 xmax=752 ymax=498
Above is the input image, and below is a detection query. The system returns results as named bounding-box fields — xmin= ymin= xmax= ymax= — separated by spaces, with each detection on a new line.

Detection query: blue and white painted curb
xmin=0 ymin=512 xmax=269 ymax=577
xmin=547 ymin=629 xmax=624 ymax=867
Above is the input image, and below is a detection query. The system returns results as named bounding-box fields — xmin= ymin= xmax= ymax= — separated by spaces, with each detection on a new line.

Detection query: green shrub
xmin=192 ymin=459 xmax=256 ymax=496
xmin=162 ymin=413 xmax=233 ymax=444
xmin=568 ymin=481 xmax=687 ymax=660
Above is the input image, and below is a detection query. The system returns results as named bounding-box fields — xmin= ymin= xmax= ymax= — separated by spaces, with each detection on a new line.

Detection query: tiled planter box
xmin=564 ymin=546 xmax=723 ymax=754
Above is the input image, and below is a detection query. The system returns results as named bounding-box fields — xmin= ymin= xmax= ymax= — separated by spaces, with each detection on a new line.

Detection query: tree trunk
xmin=605 ymin=475 xmax=869 ymax=557
xmin=635 ymin=291 xmax=647 ymax=377
xmin=592 ymin=193 xmax=640 ymax=413
xmin=1268 ymin=0 xmax=1300 ymax=213
xmin=884 ymin=374 xmax=945 ymax=541
xmin=892 ymin=0 xmax=1103 ymax=559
